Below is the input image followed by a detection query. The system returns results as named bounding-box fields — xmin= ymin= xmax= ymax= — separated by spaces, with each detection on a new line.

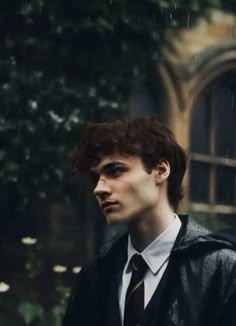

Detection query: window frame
xmin=189 ymin=75 xmax=236 ymax=215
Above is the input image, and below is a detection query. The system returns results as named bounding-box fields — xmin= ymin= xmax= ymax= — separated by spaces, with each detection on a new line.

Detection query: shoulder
xmin=200 ymin=246 xmax=236 ymax=272
xmin=188 ymin=238 xmax=236 ymax=291
xmin=177 ymin=215 xmax=236 ymax=272
xmin=214 ymin=247 xmax=236 ymax=273
xmin=213 ymin=248 xmax=236 ymax=300
xmin=178 ymin=215 xmax=211 ymax=241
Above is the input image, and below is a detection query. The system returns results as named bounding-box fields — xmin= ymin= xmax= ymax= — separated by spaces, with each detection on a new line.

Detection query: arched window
xmin=189 ymin=72 xmax=236 ymax=220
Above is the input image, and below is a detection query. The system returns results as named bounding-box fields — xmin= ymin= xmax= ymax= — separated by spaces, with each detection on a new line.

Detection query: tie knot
xmin=130 ymin=254 xmax=148 ymax=276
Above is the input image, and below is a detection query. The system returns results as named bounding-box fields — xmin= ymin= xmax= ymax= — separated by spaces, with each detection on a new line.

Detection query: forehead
xmin=90 ymin=153 xmax=142 ymax=173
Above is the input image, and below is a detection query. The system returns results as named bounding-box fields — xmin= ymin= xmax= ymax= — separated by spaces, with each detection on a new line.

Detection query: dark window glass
xmin=190 ymin=161 xmax=209 ymax=203
xmin=216 ymin=165 xmax=236 ymax=205
xmin=190 ymin=95 xmax=209 ymax=154
xmin=214 ymin=86 xmax=236 ymax=159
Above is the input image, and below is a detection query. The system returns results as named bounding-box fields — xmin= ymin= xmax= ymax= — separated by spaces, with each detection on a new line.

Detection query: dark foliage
xmin=0 ymin=0 xmax=223 ymax=208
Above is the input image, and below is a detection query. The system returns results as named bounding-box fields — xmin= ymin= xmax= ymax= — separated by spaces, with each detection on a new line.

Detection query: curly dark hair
xmin=70 ymin=116 xmax=187 ymax=210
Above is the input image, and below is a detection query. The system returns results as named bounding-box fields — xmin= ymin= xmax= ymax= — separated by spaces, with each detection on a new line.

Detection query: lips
xmin=101 ymin=201 xmax=118 ymax=211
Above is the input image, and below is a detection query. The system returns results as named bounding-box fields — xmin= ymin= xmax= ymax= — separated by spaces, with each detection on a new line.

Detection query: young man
xmin=63 ymin=116 xmax=236 ymax=326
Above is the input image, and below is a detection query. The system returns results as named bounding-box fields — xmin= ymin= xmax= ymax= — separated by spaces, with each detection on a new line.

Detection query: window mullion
xmin=208 ymin=92 xmax=215 ymax=156
xmin=209 ymin=90 xmax=216 ymax=204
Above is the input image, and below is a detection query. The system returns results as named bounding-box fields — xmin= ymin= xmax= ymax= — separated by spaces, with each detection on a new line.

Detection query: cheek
xmin=143 ymin=179 xmax=158 ymax=198
xmin=123 ymin=178 xmax=157 ymax=204
xmin=135 ymin=186 xmax=158 ymax=206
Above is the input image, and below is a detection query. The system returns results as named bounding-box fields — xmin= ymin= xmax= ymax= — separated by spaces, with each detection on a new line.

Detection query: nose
xmin=94 ymin=178 xmax=111 ymax=200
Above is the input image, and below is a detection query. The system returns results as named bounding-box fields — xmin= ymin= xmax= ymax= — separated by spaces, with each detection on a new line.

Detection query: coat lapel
xmin=102 ymin=233 xmax=128 ymax=326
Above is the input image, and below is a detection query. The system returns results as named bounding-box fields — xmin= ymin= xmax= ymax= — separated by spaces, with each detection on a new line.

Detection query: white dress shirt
xmin=118 ymin=214 xmax=182 ymax=325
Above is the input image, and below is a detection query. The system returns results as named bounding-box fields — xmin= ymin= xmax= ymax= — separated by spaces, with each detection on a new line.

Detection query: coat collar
xmin=100 ymin=214 xmax=236 ymax=262
xmin=174 ymin=215 xmax=236 ymax=253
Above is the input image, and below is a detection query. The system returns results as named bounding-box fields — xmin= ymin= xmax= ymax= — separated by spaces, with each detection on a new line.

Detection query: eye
xmin=107 ymin=166 xmax=123 ymax=177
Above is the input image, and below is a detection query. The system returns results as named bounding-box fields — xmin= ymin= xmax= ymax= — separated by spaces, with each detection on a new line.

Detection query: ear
xmin=154 ymin=159 xmax=170 ymax=184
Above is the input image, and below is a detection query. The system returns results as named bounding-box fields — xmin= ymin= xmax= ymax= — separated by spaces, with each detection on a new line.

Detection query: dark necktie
xmin=124 ymin=254 xmax=148 ymax=326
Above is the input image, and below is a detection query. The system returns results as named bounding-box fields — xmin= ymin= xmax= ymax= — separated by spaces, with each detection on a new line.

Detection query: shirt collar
xmin=126 ymin=214 xmax=182 ymax=274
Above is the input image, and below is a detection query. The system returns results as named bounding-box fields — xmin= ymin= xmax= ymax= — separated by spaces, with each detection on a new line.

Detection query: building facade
xmin=129 ymin=9 xmax=236 ymax=229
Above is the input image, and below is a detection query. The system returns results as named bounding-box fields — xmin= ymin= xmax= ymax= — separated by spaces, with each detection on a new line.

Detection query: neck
xmin=128 ymin=206 xmax=175 ymax=252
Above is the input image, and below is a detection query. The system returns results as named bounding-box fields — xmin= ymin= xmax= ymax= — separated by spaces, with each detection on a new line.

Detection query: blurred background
xmin=0 ymin=1 xmax=236 ymax=325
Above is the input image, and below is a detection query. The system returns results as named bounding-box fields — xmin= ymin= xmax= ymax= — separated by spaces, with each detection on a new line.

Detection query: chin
xmin=105 ymin=215 xmax=124 ymax=225
xmin=105 ymin=212 xmax=134 ymax=226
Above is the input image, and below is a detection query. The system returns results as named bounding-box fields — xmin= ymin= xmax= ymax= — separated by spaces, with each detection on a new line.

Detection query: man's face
xmin=90 ymin=153 xmax=160 ymax=225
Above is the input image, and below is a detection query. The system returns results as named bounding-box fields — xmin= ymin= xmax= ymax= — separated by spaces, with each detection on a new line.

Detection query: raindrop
xmin=232 ymin=94 xmax=234 ymax=111
xmin=187 ymin=13 xmax=190 ymax=28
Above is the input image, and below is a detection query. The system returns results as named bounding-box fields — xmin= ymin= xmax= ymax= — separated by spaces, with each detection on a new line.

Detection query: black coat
xmin=63 ymin=216 xmax=236 ymax=326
